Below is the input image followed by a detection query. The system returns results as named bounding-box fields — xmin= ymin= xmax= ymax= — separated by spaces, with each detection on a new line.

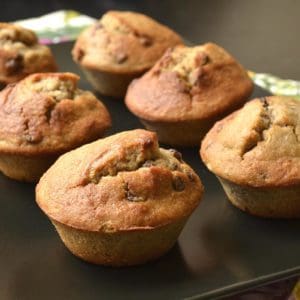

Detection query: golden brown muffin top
xmin=0 ymin=72 xmax=111 ymax=155
xmin=0 ymin=23 xmax=57 ymax=84
xmin=72 ymin=11 xmax=183 ymax=74
xmin=201 ymin=96 xmax=300 ymax=187
xmin=36 ymin=129 xmax=203 ymax=232
xmin=125 ymin=43 xmax=253 ymax=122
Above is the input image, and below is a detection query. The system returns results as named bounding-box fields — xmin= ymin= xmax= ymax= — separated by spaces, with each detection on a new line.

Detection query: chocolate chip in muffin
xmin=172 ymin=175 xmax=185 ymax=191
xmin=169 ymin=149 xmax=182 ymax=161
xmin=260 ymin=97 xmax=269 ymax=108
xmin=45 ymin=101 xmax=56 ymax=123
xmin=5 ymin=54 xmax=24 ymax=75
xmin=194 ymin=52 xmax=209 ymax=66
xmin=139 ymin=35 xmax=153 ymax=47
xmin=152 ymin=67 xmax=161 ymax=77
xmin=144 ymin=137 xmax=154 ymax=148
xmin=76 ymin=49 xmax=85 ymax=62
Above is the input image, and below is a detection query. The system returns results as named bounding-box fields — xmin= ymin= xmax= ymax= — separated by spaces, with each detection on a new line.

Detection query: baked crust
xmin=0 ymin=72 xmax=111 ymax=155
xmin=0 ymin=23 xmax=57 ymax=84
xmin=36 ymin=129 xmax=203 ymax=232
xmin=201 ymin=96 xmax=300 ymax=187
xmin=125 ymin=43 xmax=253 ymax=122
xmin=72 ymin=10 xmax=183 ymax=74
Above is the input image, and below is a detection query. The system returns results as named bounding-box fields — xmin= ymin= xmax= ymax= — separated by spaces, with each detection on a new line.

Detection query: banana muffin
xmin=201 ymin=96 xmax=300 ymax=218
xmin=125 ymin=43 xmax=253 ymax=146
xmin=72 ymin=10 xmax=183 ymax=98
xmin=0 ymin=22 xmax=57 ymax=87
xmin=0 ymin=72 xmax=111 ymax=182
xmin=36 ymin=129 xmax=203 ymax=266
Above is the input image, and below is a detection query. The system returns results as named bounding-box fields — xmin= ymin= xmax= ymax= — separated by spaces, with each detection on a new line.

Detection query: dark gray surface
xmin=3 ymin=0 xmax=300 ymax=80
xmin=0 ymin=42 xmax=299 ymax=300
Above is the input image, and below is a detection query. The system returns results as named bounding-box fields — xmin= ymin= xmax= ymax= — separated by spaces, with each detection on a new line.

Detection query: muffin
xmin=201 ymin=96 xmax=300 ymax=218
xmin=36 ymin=129 xmax=203 ymax=266
xmin=72 ymin=10 xmax=183 ymax=98
xmin=125 ymin=43 xmax=253 ymax=146
xmin=0 ymin=22 xmax=57 ymax=87
xmin=0 ymin=72 xmax=111 ymax=182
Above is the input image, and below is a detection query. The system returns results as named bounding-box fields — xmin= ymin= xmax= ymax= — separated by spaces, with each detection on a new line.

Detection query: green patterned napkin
xmin=14 ymin=10 xmax=96 ymax=44
xmin=249 ymin=71 xmax=300 ymax=100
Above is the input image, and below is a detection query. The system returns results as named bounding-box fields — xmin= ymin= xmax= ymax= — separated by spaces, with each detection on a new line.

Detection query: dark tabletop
xmin=3 ymin=0 xmax=300 ymax=80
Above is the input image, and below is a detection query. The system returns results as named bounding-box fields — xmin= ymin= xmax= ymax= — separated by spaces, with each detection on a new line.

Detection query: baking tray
xmin=1 ymin=42 xmax=300 ymax=300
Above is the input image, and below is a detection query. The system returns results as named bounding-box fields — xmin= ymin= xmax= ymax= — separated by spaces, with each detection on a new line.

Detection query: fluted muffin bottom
xmin=82 ymin=68 xmax=143 ymax=98
xmin=52 ymin=218 xmax=187 ymax=266
xmin=141 ymin=118 xmax=217 ymax=147
xmin=0 ymin=153 xmax=57 ymax=182
xmin=218 ymin=177 xmax=300 ymax=218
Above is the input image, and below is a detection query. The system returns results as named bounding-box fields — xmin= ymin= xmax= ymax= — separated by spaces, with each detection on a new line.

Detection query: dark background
xmin=2 ymin=0 xmax=300 ymax=80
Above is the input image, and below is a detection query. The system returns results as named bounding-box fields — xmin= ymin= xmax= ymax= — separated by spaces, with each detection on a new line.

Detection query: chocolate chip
xmin=169 ymin=149 xmax=182 ymax=161
xmin=152 ymin=67 xmax=161 ymax=76
xmin=144 ymin=138 xmax=154 ymax=148
xmin=5 ymin=54 xmax=23 ymax=75
xmin=172 ymin=176 xmax=185 ymax=191
xmin=76 ymin=49 xmax=85 ymax=62
xmin=115 ymin=52 xmax=128 ymax=64
xmin=139 ymin=35 xmax=153 ymax=47
xmin=194 ymin=52 xmax=209 ymax=66
xmin=260 ymin=97 xmax=269 ymax=108
xmin=45 ymin=101 xmax=56 ymax=123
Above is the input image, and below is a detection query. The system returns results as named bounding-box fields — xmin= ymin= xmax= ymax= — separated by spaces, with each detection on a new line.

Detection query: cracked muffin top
xmin=36 ymin=129 xmax=203 ymax=232
xmin=0 ymin=23 xmax=57 ymax=85
xmin=0 ymin=72 xmax=111 ymax=155
xmin=125 ymin=43 xmax=253 ymax=122
xmin=201 ymin=96 xmax=300 ymax=187
xmin=72 ymin=11 xmax=183 ymax=73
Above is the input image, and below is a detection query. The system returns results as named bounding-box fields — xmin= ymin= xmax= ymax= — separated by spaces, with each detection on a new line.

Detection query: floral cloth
xmin=14 ymin=10 xmax=96 ymax=44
